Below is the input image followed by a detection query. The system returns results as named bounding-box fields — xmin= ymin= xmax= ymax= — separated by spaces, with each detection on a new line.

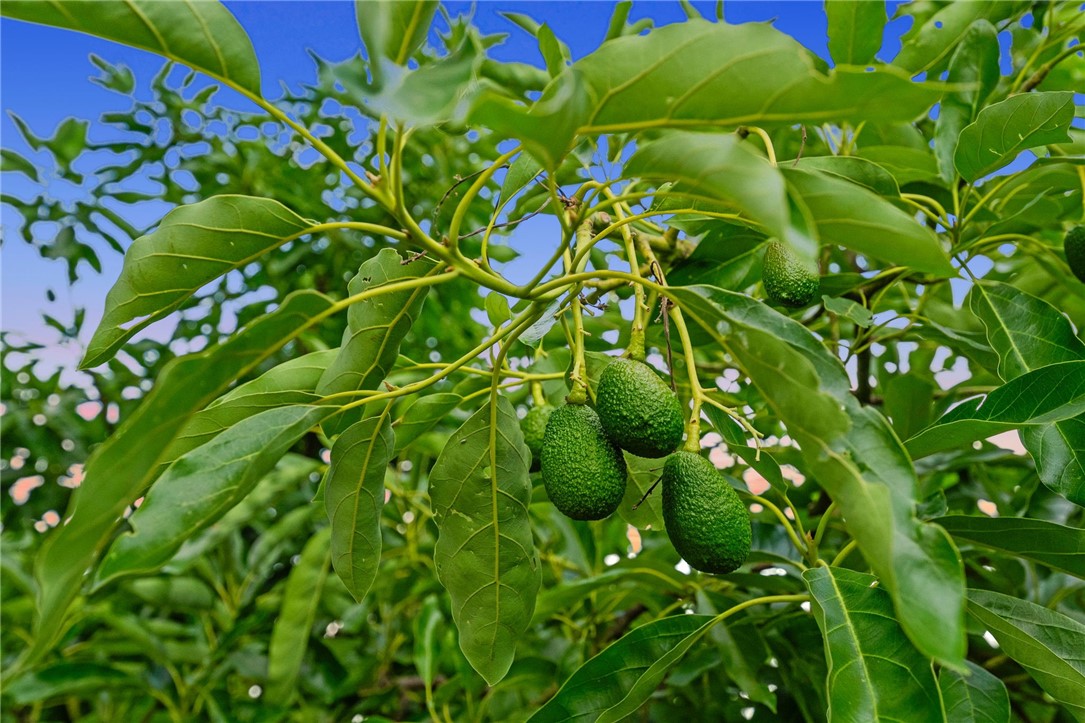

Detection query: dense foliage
xmin=2 ymin=1 xmax=1084 ymax=721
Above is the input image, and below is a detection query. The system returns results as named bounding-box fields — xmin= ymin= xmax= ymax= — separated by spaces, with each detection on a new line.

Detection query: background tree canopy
xmin=1 ymin=1 xmax=1084 ymax=721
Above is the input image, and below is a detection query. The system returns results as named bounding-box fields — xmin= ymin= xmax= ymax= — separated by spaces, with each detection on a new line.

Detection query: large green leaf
xmin=96 ymin=404 xmax=335 ymax=585
xmin=825 ymin=0 xmax=887 ymax=66
xmin=356 ymin=0 xmax=438 ymax=85
xmin=954 ymin=92 xmax=1076 ymax=181
xmin=429 ymin=396 xmax=539 ymax=685
xmin=82 ymin=196 xmax=314 ymax=369
xmin=626 ymin=132 xmax=815 ymax=263
xmin=325 ymin=410 xmax=395 ymax=602
xmin=967 ymin=589 xmax=1085 ymax=719
xmin=938 ymin=660 xmax=1011 ymax=723
xmin=969 ymin=282 xmax=1085 ymax=504
xmin=1 ymin=1 xmax=261 ymax=95
xmin=471 ymin=20 xmax=942 ymax=168
xmin=933 ymin=20 xmax=1000 ymax=182
xmin=935 ymin=516 xmax=1085 ymax=579
xmin=804 ymin=566 xmax=943 ymax=722
xmin=366 ymin=32 xmax=482 ymax=125
xmin=528 ymin=614 xmax=716 ymax=723
xmin=318 ymin=249 xmax=435 ymax=397
xmin=266 ymin=526 xmax=332 ymax=707
xmin=905 ymin=361 xmax=1085 ymax=458
xmin=893 ymin=1 xmax=1027 ymax=75
xmin=24 ymin=290 xmax=336 ymax=666
xmin=782 ymin=167 xmax=954 ymax=276
xmin=162 ymin=350 xmax=335 ymax=467
xmin=669 ymin=284 xmax=966 ymax=666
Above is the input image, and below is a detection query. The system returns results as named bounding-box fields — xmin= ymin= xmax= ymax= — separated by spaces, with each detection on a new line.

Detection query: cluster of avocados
xmin=524 ymin=358 xmax=752 ymax=575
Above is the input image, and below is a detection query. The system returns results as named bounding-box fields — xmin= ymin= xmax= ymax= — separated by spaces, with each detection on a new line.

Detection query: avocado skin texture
xmin=662 ymin=451 xmax=751 ymax=574
xmin=540 ymin=404 xmax=627 ymax=521
xmin=596 ymin=358 xmax=684 ymax=458
xmin=762 ymin=241 xmax=819 ymax=307
xmin=521 ymin=404 xmax=554 ymax=471
xmin=1066 ymin=226 xmax=1085 ymax=283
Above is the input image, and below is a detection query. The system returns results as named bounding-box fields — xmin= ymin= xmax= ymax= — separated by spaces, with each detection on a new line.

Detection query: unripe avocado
xmin=1066 ymin=226 xmax=1085 ymax=283
xmin=762 ymin=241 xmax=819 ymax=307
xmin=596 ymin=358 xmax=685 ymax=458
xmin=540 ymin=404 xmax=627 ymax=521
xmin=662 ymin=451 xmax=751 ymax=574
xmin=521 ymin=404 xmax=554 ymax=470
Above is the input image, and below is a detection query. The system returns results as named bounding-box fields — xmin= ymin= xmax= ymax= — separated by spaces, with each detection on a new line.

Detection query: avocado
xmin=762 ymin=241 xmax=819 ymax=307
xmin=1066 ymin=226 xmax=1085 ymax=283
xmin=540 ymin=404 xmax=627 ymax=520
xmin=596 ymin=358 xmax=685 ymax=458
xmin=521 ymin=404 xmax=554 ymax=470
xmin=661 ymin=451 xmax=751 ymax=574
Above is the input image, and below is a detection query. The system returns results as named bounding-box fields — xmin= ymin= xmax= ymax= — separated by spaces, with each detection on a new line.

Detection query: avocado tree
xmin=2 ymin=1 xmax=1084 ymax=720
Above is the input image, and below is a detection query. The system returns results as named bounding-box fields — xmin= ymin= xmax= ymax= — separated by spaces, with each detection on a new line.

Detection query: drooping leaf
xmin=825 ymin=0 xmax=887 ymax=66
xmin=967 ymin=589 xmax=1085 ymax=719
xmin=939 ymin=661 xmax=1011 ymax=723
xmin=804 ymin=566 xmax=943 ymax=722
xmin=429 ymin=396 xmax=539 ymax=685
xmin=969 ymin=282 xmax=1085 ymax=504
xmin=933 ymin=20 xmax=1000 ymax=181
xmin=82 ymin=196 xmax=314 ymax=369
xmin=96 ymin=404 xmax=335 ymax=585
xmin=906 ymin=361 xmax=1085 ymax=458
xmin=266 ymin=526 xmax=332 ymax=707
xmin=669 ymin=284 xmax=966 ymax=666
xmin=325 ymin=410 xmax=395 ymax=602
xmin=2 ymin=0 xmax=262 ymax=96
xmin=935 ymin=516 xmax=1085 ymax=579
xmin=393 ymin=392 xmax=463 ymax=452
xmin=26 ymin=290 xmax=335 ymax=666
xmin=528 ymin=614 xmax=716 ymax=723
xmin=954 ymin=92 xmax=1075 ymax=181
xmin=356 ymin=0 xmax=439 ymax=86
xmin=471 ymin=20 xmax=942 ymax=168
xmin=162 ymin=350 xmax=336 ymax=467
xmin=782 ymin=167 xmax=954 ymax=276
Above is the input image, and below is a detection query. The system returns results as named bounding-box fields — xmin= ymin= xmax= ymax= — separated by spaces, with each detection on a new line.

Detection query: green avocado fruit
xmin=1066 ymin=226 xmax=1085 ymax=283
xmin=662 ymin=451 xmax=751 ymax=574
xmin=596 ymin=358 xmax=685 ymax=458
xmin=521 ymin=404 xmax=554 ymax=471
xmin=762 ymin=240 xmax=819 ymax=307
xmin=540 ymin=404 xmax=627 ymax=521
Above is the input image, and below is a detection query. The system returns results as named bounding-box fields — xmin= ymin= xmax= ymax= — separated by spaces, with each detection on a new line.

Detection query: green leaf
xmin=939 ymin=660 xmax=1011 ymax=723
xmin=471 ymin=20 xmax=942 ymax=168
xmin=366 ymin=33 xmax=482 ymax=125
xmin=782 ymin=167 xmax=954 ymax=276
xmin=969 ymin=282 xmax=1085 ymax=504
xmin=669 ymin=284 xmax=966 ymax=666
xmin=825 ymin=0 xmax=887 ymax=66
xmin=162 ymin=350 xmax=335 ymax=467
xmin=822 ymin=296 xmax=874 ymax=328
xmin=702 ymin=403 xmax=786 ymax=492
xmin=82 ymin=196 xmax=314 ymax=369
xmin=485 ymin=292 xmax=512 ymax=327
xmin=414 ymin=595 xmax=444 ymax=689
xmin=855 ymin=145 xmax=942 ymax=187
xmin=325 ymin=410 xmax=395 ymax=602
xmin=96 ymin=404 xmax=334 ymax=585
xmin=394 ymin=392 xmax=463 ymax=452
xmin=627 ymin=132 xmax=815 ymax=263
xmin=906 ymin=361 xmax=1085 ymax=458
xmin=537 ymin=24 xmax=568 ymax=77
xmin=2 ymin=0 xmax=261 ymax=96
xmin=9 ymin=114 xmax=88 ymax=179
xmin=1 ymin=147 xmax=40 ymax=182
xmin=528 ymin=614 xmax=716 ymax=723
xmin=5 ymin=663 xmax=139 ymax=706
xmin=618 ymin=453 xmax=665 ymax=530
xmin=792 ymin=155 xmax=900 ymax=197
xmin=894 ymin=1 xmax=1027 ymax=75
xmin=954 ymin=92 xmax=1076 ymax=181
xmin=933 ymin=20 xmax=1000 ymax=182
xmin=356 ymin=0 xmax=438 ymax=85
xmin=967 ymin=589 xmax=1085 ymax=719
xmin=804 ymin=566 xmax=943 ymax=722
xmin=266 ymin=526 xmax=332 ymax=707
xmin=318 ymin=249 xmax=435 ymax=397
xmin=26 ymin=290 xmax=335 ymax=666
xmin=429 ymin=396 xmax=539 ymax=685
xmin=935 ymin=516 xmax=1085 ymax=579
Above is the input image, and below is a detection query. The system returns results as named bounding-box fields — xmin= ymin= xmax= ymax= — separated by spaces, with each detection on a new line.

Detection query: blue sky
xmin=1 ymin=1 xmax=912 ymax=375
